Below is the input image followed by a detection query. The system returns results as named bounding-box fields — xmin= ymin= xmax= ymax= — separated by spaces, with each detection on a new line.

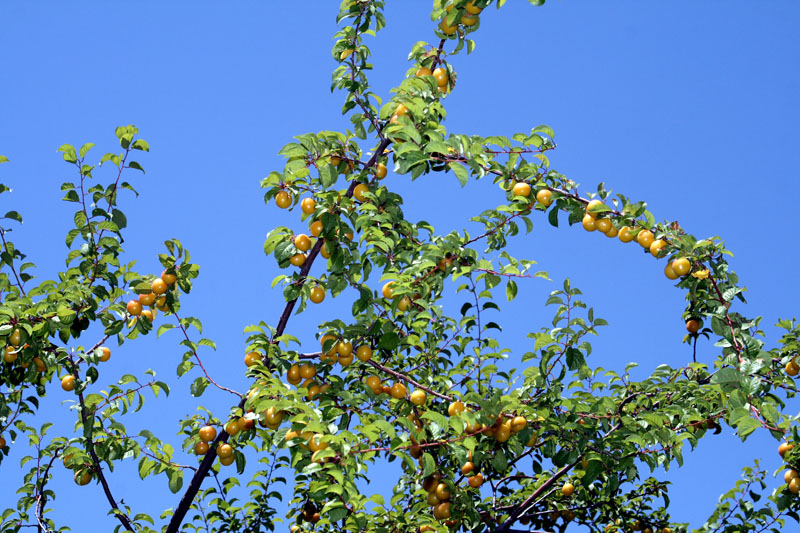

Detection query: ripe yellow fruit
xmin=275 ymin=190 xmax=291 ymax=209
xmin=356 ymin=345 xmax=372 ymax=362
xmin=8 ymin=329 xmax=21 ymax=347
xmin=337 ymin=342 xmax=354 ymax=358
xmin=605 ymin=225 xmax=619 ymax=238
xmin=447 ymin=401 xmax=465 ymax=416
xmin=74 ymin=470 xmax=92 ymax=486
xmin=536 ymin=189 xmax=553 ymax=207
xmin=340 ymin=48 xmax=354 ymax=60
xmin=238 ymin=416 xmax=255 ymax=432
xmin=156 ymin=296 xmax=169 ymax=312
xmin=301 ymin=197 xmax=316 ymax=215
xmin=637 ymin=229 xmax=654 ymax=248
xmin=353 ymin=183 xmax=370 ymax=202
xmin=310 ymin=220 xmax=323 ymax=237
xmin=512 ymin=182 xmax=531 ymax=198
xmin=422 ymin=473 xmax=441 ymax=493
xmin=375 ymin=162 xmax=388 ymax=179
xmin=494 ymin=424 xmax=511 ymax=443
xmin=790 ymin=477 xmax=800 ymax=494
xmin=439 ymin=19 xmax=458 ymax=35
xmin=432 ymin=67 xmax=449 ymax=87
xmin=435 ymin=483 xmax=451 ymax=501
xmin=320 ymin=242 xmax=332 ymax=259
xmin=287 ymin=365 xmax=302 ymax=385
xmin=192 ymin=441 xmax=209 ymax=455
xmin=161 ymin=270 xmax=177 ymax=285
xmin=290 ymin=253 xmax=307 ymax=267
xmin=34 ymin=357 xmax=46 ymax=372
xmin=786 ymin=360 xmax=800 ymax=377
xmin=219 ymin=455 xmax=234 ymax=466
xmin=306 ymin=383 xmax=321 ymax=401
xmin=779 ymin=442 xmax=795 ymax=458
xmin=294 ymin=234 xmax=312 ymax=252
xmin=434 ymin=502 xmax=451 ymax=520
xmin=299 ymin=364 xmax=317 ymax=380
xmin=686 ymin=319 xmax=700 ymax=334
xmin=416 ymin=67 xmax=432 ymax=77
xmin=595 ymin=218 xmax=612 ymax=234
xmin=97 ymin=346 xmax=110 ymax=362
xmin=671 ymin=257 xmax=691 ymax=276
xmin=664 ymin=263 xmax=679 ymax=280
xmin=585 ymin=199 xmax=604 ymax=216
xmin=391 ymin=382 xmax=407 ymax=399
xmin=785 ymin=469 xmax=799 ymax=483
xmin=152 ymin=278 xmax=169 ymax=295
xmin=199 ymin=426 xmax=217 ymax=442
xmin=561 ymin=482 xmax=575 ymax=497
xmin=309 ymin=286 xmax=326 ymax=304
xmin=465 ymin=1 xmax=483 ymax=15
xmin=410 ymin=390 xmax=427 ymax=406
xmin=510 ymin=416 xmax=527 ymax=433
xmin=139 ymin=292 xmax=156 ymax=306
xmin=308 ymin=434 xmax=328 ymax=453
xmin=217 ymin=443 xmax=234 ymax=459
xmin=225 ymin=420 xmax=240 ymax=436
xmin=582 ymin=214 xmax=597 ymax=232
xmin=618 ymin=226 xmax=634 ymax=243
xmin=4 ymin=346 xmax=17 ymax=363
xmin=461 ymin=14 xmax=479 ymax=25
xmin=650 ymin=239 xmax=667 ymax=257
xmin=461 ymin=462 xmax=475 ymax=475
xmin=366 ymin=375 xmax=382 ymax=393
xmin=141 ymin=309 xmax=155 ymax=322
xmin=61 ymin=375 xmax=75 ymax=392
xmin=468 ymin=473 xmax=484 ymax=488
xmin=338 ymin=352 xmax=354 ymax=366
xmin=320 ymin=334 xmax=338 ymax=357
xmin=382 ymin=282 xmax=395 ymax=299
xmin=244 ymin=351 xmax=262 ymax=367
xmin=127 ymin=299 xmax=143 ymax=316
xmin=397 ymin=295 xmax=412 ymax=312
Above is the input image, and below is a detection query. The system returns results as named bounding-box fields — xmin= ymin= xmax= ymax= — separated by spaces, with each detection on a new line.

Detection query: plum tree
xmin=0 ymin=1 xmax=798 ymax=533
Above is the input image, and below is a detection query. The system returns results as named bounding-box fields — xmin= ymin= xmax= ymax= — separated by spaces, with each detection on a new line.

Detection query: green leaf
xmin=3 ymin=211 xmax=22 ymax=223
xmin=506 ymin=279 xmax=517 ymax=301
xmin=190 ymin=377 xmax=209 ymax=397
xmin=448 ymin=162 xmax=469 ymax=187
xmin=157 ymin=324 xmax=176 ymax=338
xmin=79 ymin=143 xmax=95 ymax=158
xmin=132 ymin=139 xmax=150 ymax=152
xmin=57 ymin=144 xmax=77 ymax=163
xmin=167 ymin=469 xmax=183 ymax=493
xmin=710 ymin=367 xmax=742 ymax=390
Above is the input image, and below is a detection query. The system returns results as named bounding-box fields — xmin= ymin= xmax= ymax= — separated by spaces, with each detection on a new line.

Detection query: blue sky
xmin=1 ymin=1 xmax=799 ymax=531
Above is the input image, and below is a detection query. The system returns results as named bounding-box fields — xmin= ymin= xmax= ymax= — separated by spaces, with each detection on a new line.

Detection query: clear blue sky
xmin=1 ymin=1 xmax=799 ymax=531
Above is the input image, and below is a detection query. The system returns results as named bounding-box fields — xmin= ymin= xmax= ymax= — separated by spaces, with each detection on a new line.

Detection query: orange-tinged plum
xmin=275 ymin=190 xmax=291 ymax=208
xmin=301 ymin=197 xmax=316 ymax=215
xmin=536 ymin=189 xmax=553 ymax=207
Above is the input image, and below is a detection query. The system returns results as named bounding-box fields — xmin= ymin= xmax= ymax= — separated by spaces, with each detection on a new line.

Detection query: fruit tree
xmin=0 ymin=1 xmax=798 ymax=533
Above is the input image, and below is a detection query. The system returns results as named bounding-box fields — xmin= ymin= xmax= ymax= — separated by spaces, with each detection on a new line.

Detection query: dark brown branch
xmin=68 ymin=354 xmax=135 ymax=531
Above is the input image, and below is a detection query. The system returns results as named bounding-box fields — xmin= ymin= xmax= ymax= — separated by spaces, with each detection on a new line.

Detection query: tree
xmin=0 ymin=1 xmax=798 ymax=532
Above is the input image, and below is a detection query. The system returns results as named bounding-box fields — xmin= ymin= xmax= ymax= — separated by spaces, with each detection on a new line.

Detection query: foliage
xmin=1 ymin=1 xmax=798 ymax=533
